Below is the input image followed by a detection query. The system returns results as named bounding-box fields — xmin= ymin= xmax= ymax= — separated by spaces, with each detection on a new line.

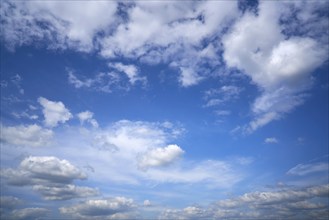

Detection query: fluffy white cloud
xmin=77 ymin=111 xmax=99 ymax=128
xmin=138 ymin=144 xmax=184 ymax=170
xmin=0 ymin=124 xmax=53 ymax=147
xmin=287 ymin=162 xmax=329 ymax=176
xmin=38 ymin=97 xmax=72 ymax=127
xmin=222 ymin=1 xmax=328 ymax=132
xmin=109 ymin=63 xmax=146 ymax=85
xmin=264 ymin=137 xmax=278 ymax=144
xmin=1 ymin=0 xmax=117 ymax=51
xmin=1 ymin=156 xmax=98 ymax=201
xmin=59 ymin=197 xmax=136 ymax=219
xmin=2 ymin=156 xmax=87 ymax=186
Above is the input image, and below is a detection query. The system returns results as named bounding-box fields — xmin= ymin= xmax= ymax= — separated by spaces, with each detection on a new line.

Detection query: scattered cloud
xmin=0 ymin=124 xmax=53 ymax=147
xmin=0 ymin=196 xmax=23 ymax=210
xmin=10 ymin=74 xmax=24 ymax=94
xmin=109 ymin=62 xmax=146 ymax=85
xmin=264 ymin=137 xmax=278 ymax=144
xmin=38 ymin=97 xmax=72 ymax=127
xmin=138 ymin=144 xmax=184 ymax=170
xmin=59 ymin=197 xmax=136 ymax=219
xmin=204 ymin=85 xmax=242 ymax=108
xmin=77 ymin=111 xmax=99 ymax=128
xmin=287 ymin=162 xmax=329 ymax=176
xmin=143 ymin=200 xmax=151 ymax=207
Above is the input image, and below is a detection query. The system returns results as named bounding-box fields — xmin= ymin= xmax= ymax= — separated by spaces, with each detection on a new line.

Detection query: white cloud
xmin=1 ymin=1 xmax=117 ymax=51
xmin=109 ymin=62 xmax=146 ymax=85
xmin=264 ymin=137 xmax=278 ymax=144
xmin=222 ymin=1 xmax=328 ymax=132
xmin=38 ymin=97 xmax=72 ymax=127
xmin=1 ymin=156 xmax=98 ymax=201
xmin=77 ymin=111 xmax=99 ymax=128
xmin=59 ymin=197 xmax=136 ymax=219
xmin=287 ymin=162 xmax=329 ymax=176
xmin=0 ymin=124 xmax=53 ymax=147
xmin=178 ymin=67 xmax=203 ymax=87
xmin=204 ymin=85 xmax=242 ymax=108
xmin=138 ymin=144 xmax=184 ymax=170
xmin=214 ymin=110 xmax=231 ymax=116
xmin=2 ymin=156 xmax=87 ymax=186
xmin=143 ymin=200 xmax=151 ymax=207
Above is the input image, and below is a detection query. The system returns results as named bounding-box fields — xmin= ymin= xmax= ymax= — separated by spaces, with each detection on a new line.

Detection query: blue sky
xmin=0 ymin=0 xmax=328 ymax=219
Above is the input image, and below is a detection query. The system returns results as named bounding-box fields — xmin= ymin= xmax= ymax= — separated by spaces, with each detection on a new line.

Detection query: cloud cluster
xmin=1 ymin=156 xmax=98 ymax=200
xmin=160 ymin=184 xmax=329 ymax=219
xmin=0 ymin=124 xmax=53 ymax=147
xmin=222 ymin=1 xmax=328 ymax=132
xmin=59 ymin=197 xmax=136 ymax=219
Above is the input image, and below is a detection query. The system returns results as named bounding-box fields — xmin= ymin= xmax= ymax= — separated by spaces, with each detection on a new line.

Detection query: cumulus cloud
xmin=1 ymin=156 xmax=97 ymax=201
xmin=222 ymin=1 xmax=328 ymax=132
xmin=109 ymin=62 xmax=146 ymax=85
xmin=38 ymin=97 xmax=72 ymax=127
xmin=59 ymin=197 xmax=136 ymax=219
xmin=2 ymin=156 xmax=87 ymax=186
xmin=287 ymin=162 xmax=329 ymax=176
xmin=264 ymin=137 xmax=278 ymax=144
xmin=138 ymin=144 xmax=184 ymax=170
xmin=77 ymin=111 xmax=99 ymax=128
xmin=160 ymin=184 xmax=329 ymax=219
xmin=0 ymin=0 xmax=117 ymax=51
xmin=0 ymin=124 xmax=53 ymax=147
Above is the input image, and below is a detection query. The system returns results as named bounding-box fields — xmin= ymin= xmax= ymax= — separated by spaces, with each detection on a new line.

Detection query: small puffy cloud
xmin=77 ymin=111 xmax=99 ymax=128
xmin=264 ymin=137 xmax=278 ymax=144
xmin=38 ymin=97 xmax=72 ymax=127
xmin=215 ymin=110 xmax=231 ymax=116
xmin=0 ymin=124 xmax=53 ymax=147
xmin=287 ymin=162 xmax=329 ymax=176
xmin=109 ymin=62 xmax=146 ymax=85
xmin=59 ymin=197 xmax=136 ymax=219
xmin=178 ymin=67 xmax=203 ymax=87
xmin=138 ymin=144 xmax=184 ymax=170
xmin=143 ymin=200 xmax=151 ymax=207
